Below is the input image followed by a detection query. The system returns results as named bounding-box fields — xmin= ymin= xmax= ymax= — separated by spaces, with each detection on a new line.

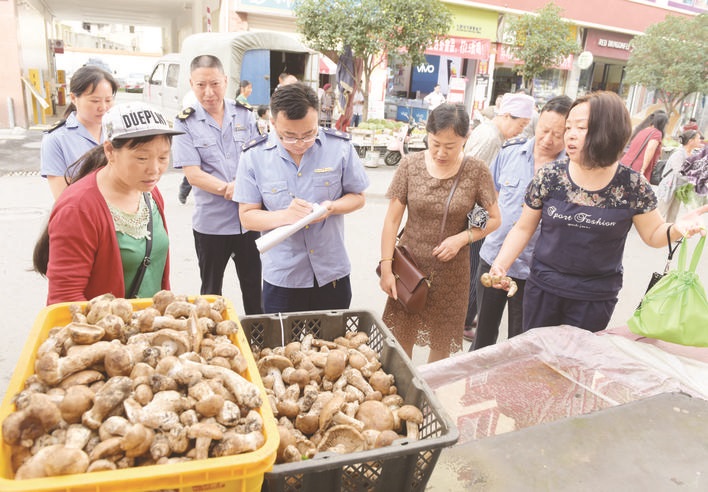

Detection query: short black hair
xmin=426 ymin=103 xmax=469 ymax=138
xmin=570 ymin=91 xmax=631 ymax=168
xmin=541 ymin=95 xmax=573 ymax=116
xmin=190 ymin=55 xmax=224 ymax=74
xmin=270 ymin=82 xmax=319 ymax=120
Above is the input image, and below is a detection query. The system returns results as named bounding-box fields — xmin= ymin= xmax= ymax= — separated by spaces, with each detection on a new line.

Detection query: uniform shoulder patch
xmin=44 ymin=119 xmax=67 ymax=133
xmin=322 ymin=127 xmax=352 ymax=140
xmin=242 ymin=134 xmax=268 ymax=151
xmin=502 ymin=136 xmax=527 ymax=148
xmin=234 ymin=100 xmax=254 ymax=111
xmin=176 ymin=107 xmax=195 ymax=121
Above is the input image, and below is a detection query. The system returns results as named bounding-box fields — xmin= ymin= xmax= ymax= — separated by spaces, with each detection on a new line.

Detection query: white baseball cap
xmin=102 ymin=103 xmax=184 ymax=141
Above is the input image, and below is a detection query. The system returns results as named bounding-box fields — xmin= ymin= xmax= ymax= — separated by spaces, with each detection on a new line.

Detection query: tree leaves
xmin=506 ymin=3 xmax=579 ymax=87
xmin=624 ymin=14 xmax=708 ymax=115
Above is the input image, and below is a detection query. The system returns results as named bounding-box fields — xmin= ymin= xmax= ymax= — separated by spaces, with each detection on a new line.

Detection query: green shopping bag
xmin=628 ymin=235 xmax=708 ymax=346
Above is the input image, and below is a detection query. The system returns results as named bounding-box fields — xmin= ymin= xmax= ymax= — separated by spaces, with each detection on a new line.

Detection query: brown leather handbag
xmin=377 ymin=159 xmax=466 ymax=314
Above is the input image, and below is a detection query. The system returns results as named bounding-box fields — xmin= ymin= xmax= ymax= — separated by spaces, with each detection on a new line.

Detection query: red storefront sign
xmin=496 ymin=44 xmax=574 ymax=71
xmin=425 ymin=36 xmax=491 ymax=60
xmin=584 ymin=29 xmax=633 ymax=61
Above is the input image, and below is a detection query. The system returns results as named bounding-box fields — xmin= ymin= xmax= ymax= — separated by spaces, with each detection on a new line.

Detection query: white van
xmin=142 ymin=53 xmax=181 ymax=120
xmin=143 ymin=32 xmax=319 ymax=120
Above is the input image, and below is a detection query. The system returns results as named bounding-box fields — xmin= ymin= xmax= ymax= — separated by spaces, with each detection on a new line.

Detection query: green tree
xmin=506 ymin=3 xmax=579 ymax=90
xmin=624 ymin=14 xmax=708 ymax=117
xmin=294 ymin=0 xmax=452 ymax=121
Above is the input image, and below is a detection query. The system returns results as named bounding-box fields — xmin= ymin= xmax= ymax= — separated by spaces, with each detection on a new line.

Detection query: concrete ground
xmin=1 ymin=97 xmax=706 ymax=489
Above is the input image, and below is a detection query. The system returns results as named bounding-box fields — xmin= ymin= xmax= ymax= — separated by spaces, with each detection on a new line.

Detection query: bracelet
xmin=467 ymin=229 xmax=475 ymax=244
xmin=379 ymin=258 xmax=394 ymax=264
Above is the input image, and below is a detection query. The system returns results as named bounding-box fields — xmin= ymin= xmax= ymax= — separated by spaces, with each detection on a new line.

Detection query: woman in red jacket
xmin=620 ymin=110 xmax=668 ymax=181
xmin=34 ymin=102 xmax=183 ymax=304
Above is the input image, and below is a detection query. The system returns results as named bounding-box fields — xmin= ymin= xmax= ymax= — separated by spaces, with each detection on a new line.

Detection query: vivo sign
xmin=416 ymin=64 xmax=436 ymax=73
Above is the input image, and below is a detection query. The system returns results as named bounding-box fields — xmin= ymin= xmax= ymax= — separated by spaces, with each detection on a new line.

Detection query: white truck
xmin=143 ymin=31 xmax=319 ymax=119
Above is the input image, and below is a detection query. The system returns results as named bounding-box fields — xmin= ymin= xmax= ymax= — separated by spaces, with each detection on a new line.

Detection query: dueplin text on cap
xmin=122 ymin=109 xmax=168 ymax=128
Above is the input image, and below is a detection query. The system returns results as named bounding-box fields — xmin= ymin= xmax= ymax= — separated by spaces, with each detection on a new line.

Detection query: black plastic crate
xmin=239 ymin=310 xmax=459 ymax=492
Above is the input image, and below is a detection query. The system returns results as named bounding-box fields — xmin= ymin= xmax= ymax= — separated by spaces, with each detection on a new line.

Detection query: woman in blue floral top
xmin=488 ymin=91 xmax=708 ymax=333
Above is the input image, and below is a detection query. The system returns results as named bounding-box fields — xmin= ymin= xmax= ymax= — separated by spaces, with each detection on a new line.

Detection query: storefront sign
xmin=410 ymin=55 xmax=440 ymax=94
xmin=447 ymin=76 xmax=467 ymax=104
xmin=584 ymin=29 xmax=634 ymax=61
xmin=446 ymin=5 xmax=498 ymax=39
xmin=426 ymin=37 xmax=490 ymax=60
xmin=236 ymin=0 xmax=295 ymax=13
xmin=496 ymin=44 xmax=573 ymax=71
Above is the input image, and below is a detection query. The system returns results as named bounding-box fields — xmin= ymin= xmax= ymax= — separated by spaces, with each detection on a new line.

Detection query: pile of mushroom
xmin=255 ymin=332 xmax=425 ymax=464
xmin=2 ymin=291 xmax=266 ymax=480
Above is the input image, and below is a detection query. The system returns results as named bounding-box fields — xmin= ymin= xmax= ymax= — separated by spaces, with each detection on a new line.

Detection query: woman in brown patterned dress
xmin=379 ymin=104 xmax=501 ymax=362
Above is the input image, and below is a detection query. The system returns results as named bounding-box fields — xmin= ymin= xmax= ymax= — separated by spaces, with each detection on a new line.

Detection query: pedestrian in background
xmin=657 ymin=130 xmax=704 ymax=222
xmin=473 ymin=95 xmax=572 ymax=351
xmin=620 ymin=109 xmax=668 ymax=181
xmin=462 ymin=92 xmax=535 ymax=342
xmin=34 ymin=102 xmax=181 ymax=304
xmin=351 ymin=87 xmax=365 ymax=127
xmin=379 ymin=103 xmax=501 ymax=363
xmin=256 ymin=105 xmax=271 ymax=135
xmin=489 ymin=91 xmax=708 ymax=333
xmin=235 ymin=82 xmax=369 ymax=313
xmin=319 ymin=83 xmax=335 ymax=128
xmin=423 ymin=84 xmax=446 ymax=111
xmin=41 ymin=66 xmax=118 ymax=200
xmin=236 ymin=79 xmax=253 ymax=109
xmin=172 ymin=54 xmax=263 ymax=314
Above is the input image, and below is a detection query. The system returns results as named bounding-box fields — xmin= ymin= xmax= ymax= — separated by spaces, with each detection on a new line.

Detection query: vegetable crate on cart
xmin=239 ymin=310 xmax=458 ymax=492
xmin=0 ymin=297 xmax=279 ymax=492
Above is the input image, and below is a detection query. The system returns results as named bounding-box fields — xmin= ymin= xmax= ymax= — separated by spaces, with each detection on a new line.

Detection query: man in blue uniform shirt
xmin=172 ymin=54 xmax=263 ymax=314
xmin=472 ymin=95 xmax=572 ymax=350
xmin=234 ymin=82 xmax=370 ymax=313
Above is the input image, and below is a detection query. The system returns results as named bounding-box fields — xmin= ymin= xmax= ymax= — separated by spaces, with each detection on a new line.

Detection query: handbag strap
xmin=439 ymin=157 xmax=467 ymax=243
xmin=627 ymin=131 xmax=653 ymax=167
xmin=679 ymin=235 xmax=706 ymax=273
xmin=663 ymin=226 xmax=682 ymax=274
xmin=127 ymin=192 xmax=154 ymax=299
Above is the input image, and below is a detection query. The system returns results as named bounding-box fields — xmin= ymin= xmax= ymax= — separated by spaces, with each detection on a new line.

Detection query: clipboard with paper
xmin=255 ymin=203 xmax=328 ymax=253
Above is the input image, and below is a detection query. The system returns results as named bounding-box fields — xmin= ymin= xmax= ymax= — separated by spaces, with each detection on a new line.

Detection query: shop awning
xmin=319 ymin=55 xmax=337 ymax=74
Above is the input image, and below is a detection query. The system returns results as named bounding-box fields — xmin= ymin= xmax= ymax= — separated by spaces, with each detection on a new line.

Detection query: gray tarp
xmin=177 ymin=31 xmax=317 ymax=99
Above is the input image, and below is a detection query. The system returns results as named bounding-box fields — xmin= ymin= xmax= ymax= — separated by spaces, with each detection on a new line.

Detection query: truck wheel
xmin=384 ymin=151 xmax=401 ymax=166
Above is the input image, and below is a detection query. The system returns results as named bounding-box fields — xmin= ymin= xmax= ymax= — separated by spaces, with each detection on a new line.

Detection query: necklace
xmin=108 ymin=195 xmax=151 ymax=239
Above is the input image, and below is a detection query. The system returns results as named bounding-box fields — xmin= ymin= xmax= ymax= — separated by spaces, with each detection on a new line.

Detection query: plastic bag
xmin=628 ymin=236 xmax=708 ymax=347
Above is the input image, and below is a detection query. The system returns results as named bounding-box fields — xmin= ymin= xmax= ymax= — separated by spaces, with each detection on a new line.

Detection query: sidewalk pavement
xmin=1 ymin=127 xmax=704 ymax=491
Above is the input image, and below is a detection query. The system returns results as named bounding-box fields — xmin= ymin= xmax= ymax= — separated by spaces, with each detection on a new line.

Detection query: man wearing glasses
xmin=235 ymin=82 xmax=370 ymax=313
xmin=172 ymin=55 xmax=263 ymax=314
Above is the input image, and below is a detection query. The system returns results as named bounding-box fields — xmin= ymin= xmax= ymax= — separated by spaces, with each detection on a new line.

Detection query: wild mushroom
xmin=121 ymin=423 xmax=155 ymax=457
xmin=15 ymin=444 xmax=89 ymax=479
xmin=316 ymin=425 xmax=365 ymax=454
xmin=2 ymin=393 xmax=62 ymax=447
xmin=355 ymin=400 xmax=394 ymax=432
xmin=123 ymin=390 xmax=190 ymax=431
xmin=257 ymin=355 xmax=292 ymax=400
xmin=397 ymin=405 xmax=423 ymax=440
xmin=68 ymin=323 xmax=105 ymax=345
xmin=188 ymin=380 xmax=225 ymax=418
xmin=35 ymin=341 xmax=112 ymax=385
xmin=212 ymin=430 xmax=264 ymax=456
xmin=152 ymin=290 xmax=176 ymax=315
xmin=324 ymin=350 xmax=348 ymax=382
xmin=82 ymin=376 xmax=133 ymax=430
xmin=58 ymin=369 xmax=104 ymax=389
xmin=369 ymin=370 xmax=395 ymax=395
xmin=295 ymin=391 xmax=334 ymax=436
xmin=187 ymin=421 xmax=223 ymax=460
xmin=58 ymin=384 xmax=94 ymax=424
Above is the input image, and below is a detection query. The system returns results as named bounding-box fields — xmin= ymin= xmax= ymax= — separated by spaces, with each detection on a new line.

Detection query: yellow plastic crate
xmin=0 ymin=297 xmax=278 ymax=492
